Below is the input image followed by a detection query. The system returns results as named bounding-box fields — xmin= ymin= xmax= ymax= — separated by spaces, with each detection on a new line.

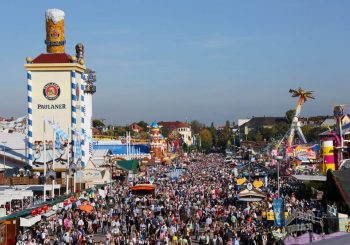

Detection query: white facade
xmin=25 ymin=63 xmax=91 ymax=167
xmin=178 ymin=127 xmax=192 ymax=146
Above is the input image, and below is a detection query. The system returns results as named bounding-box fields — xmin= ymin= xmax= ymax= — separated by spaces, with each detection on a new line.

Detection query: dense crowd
xmin=16 ymin=153 xmax=326 ymax=245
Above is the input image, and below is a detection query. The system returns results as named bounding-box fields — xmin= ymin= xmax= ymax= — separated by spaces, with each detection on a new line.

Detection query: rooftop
xmin=31 ymin=53 xmax=72 ymax=64
xmin=240 ymin=117 xmax=287 ymax=128
xmin=158 ymin=121 xmax=190 ymax=129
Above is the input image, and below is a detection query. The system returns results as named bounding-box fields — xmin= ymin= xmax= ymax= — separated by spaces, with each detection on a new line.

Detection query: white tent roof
xmin=92 ymin=149 xmax=111 ymax=158
xmin=0 ymin=131 xmax=27 ymax=164
xmin=20 ymin=215 xmax=41 ymax=227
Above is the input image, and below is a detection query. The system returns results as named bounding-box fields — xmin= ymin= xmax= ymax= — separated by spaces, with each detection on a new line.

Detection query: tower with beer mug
xmin=25 ymin=9 xmax=96 ymax=173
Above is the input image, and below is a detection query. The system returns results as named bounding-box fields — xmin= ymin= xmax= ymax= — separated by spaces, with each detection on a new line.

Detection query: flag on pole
xmin=74 ymin=135 xmax=81 ymax=160
xmin=55 ymin=131 xmax=61 ymax=149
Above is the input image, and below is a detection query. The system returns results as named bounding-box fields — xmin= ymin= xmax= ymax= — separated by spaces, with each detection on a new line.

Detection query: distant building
xmin=320 ymin=118 xmax=336 ymax=127
xmin=129 ymin=123 xmax=144 ymax=133
xmin=216 ymin=125 xmax=226 ymax=131
xmin=239 ymin=117 xmax=287 ymax=136
xmin=158 ymin=121 xmax=192 ymax=146
xmin=92 ymin=127 xmax=101 ymax=136
xmin=321 ymin=116 xmax=350 ymax=128
xmin=238 ymin=119 xmax=250 ymax=127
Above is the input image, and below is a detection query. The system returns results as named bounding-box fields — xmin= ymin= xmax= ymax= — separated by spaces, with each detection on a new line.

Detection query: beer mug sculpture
xmin=45 ymin=9 xmax=65 ymax=53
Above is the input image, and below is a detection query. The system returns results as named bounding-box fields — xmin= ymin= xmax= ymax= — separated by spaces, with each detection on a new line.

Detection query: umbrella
xmin=78 ymin=204 xmax=94 ymax=213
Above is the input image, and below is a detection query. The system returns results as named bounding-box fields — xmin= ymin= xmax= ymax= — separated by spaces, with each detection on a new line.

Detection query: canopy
xmin=79 ymin=204 xmax=94 ymax=213
xmin=117 ymin=160 xmax=138 ymax=173
xmin=238 ymin=187 xmax=266 ymax=202
xmin=130 ymin=184 xmax=156 ymax=191
xmin=20 ymin=215 xmax=41 ymax=227
xmin=236 ymin=178 xmax=246 ymax=186
xmin=42 ymin=210 xmax=56 ymax=218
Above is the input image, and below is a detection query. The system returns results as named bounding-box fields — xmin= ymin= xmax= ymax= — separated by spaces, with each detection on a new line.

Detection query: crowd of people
xmin=15 ymin=153 xmax=326 ymax=245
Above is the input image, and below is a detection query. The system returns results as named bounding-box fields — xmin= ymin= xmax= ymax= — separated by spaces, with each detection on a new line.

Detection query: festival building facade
xmin=25 ymin=9 xmax=96 ymax=169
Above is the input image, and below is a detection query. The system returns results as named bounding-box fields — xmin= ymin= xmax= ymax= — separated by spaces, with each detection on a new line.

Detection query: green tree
xmin=259 ymin=127 xmax=276 ymax=141
xmin=191 ymin=120 xmax=204 ymax=135
xmin=209 ymin=122 xmax=217 ymax=146
xmin=285 ymin=109 xmax=296 ymax=124
xmin=217 ymin=122 xmax=232 ymax=149
xmin=93 ymin=119 xmax=105 ymax=128
xmin=161 ymin=127 xmax=170 ymax=138
xmin=137 ymin=121 xmax=148 ymax=131
xmin=138 ymin=131 xmax=148 ymax=140
xmin=200 ymin=128 xmax=213 ymax=152
xmin=274 ymin=122 xmax=289 ymax=137
xmin=247 ymin=130 xmax=256 ymax=141
xmin=255 ymin=130 xmax=264 ymax=141
xmin=302 ymin=125 xmax=328 ymax=142
xmin=114 ymin=127 xmax=126 ymax=136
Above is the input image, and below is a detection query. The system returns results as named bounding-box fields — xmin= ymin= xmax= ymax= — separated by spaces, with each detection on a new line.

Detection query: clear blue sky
xmin=1 ymin=0 xmax=349 ymax=125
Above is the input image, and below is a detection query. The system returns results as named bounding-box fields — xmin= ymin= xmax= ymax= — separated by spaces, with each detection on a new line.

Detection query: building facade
xmin=25 ymin=9 xmax=95 ymax=168
xmin=158 ymin=121 xmax=192 ymax=146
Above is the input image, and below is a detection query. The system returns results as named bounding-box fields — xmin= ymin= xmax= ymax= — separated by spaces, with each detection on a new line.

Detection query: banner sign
xmin=107 ymin=197 xmax=116 ymax=208
xmin=266 ymin=212 xmax=289 ymax=221
xmin=293 ymin=144 xmax=319 ymax=161
xmin=273 ymin=198 xmax=285 ymax=227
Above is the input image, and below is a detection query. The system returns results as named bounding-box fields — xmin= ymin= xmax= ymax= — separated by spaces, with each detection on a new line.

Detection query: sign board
xmin=31 ymin=71 xmax=73 ymax=142
xmin=294 ymin=144 xmax=319 ymax=161
xmin=107 ymin=197 xmax=116 ymax=208
xmin=267 ymin=212 xmax=289 ymax=221
xmin=244 ymin=127 xmax=249 ymax=135
xmin=273 ymin=198 xmax=285 ymax=226
xmin=339 ymin=218 xmax=350 ymax=232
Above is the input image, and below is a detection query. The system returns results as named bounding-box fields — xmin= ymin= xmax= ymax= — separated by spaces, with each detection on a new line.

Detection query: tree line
xmin=192 ymin=109 xmax=329 ymax=152
xmin=93 ymin=109 xmax=329 ymax=152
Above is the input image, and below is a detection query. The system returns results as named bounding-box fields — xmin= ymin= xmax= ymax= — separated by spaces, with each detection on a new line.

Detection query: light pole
xmin=1 ymin=141 xmax=6 ymax=171
xmin=276 ymin=156 xmax=283 ymax=197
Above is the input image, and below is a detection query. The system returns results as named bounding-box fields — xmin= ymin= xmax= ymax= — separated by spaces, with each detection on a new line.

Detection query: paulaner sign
xmin=37 ymin=104 xmax=66 ymax=109
xmin=38 ymin=82 xmax=66 ymax=109
xmin=43 ymin=82 xmax=61 ymax=100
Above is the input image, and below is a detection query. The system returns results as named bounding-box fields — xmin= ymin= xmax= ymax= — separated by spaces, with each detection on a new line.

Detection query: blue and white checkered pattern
xmin=74 ymin=135 xmax=81 ymax=160
xmin=71 ymin=70 xmax=77 ymax=162
xmin=27 ymin=71 xmax=33 ymax=166
xmin=55 ymin=131 xmax=61 ymax=149
xmin=80 ymin=73 xmax=86 ymax=167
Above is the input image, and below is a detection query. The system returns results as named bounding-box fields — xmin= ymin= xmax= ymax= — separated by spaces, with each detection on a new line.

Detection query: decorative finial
xmin=26 ymin=56 xmax=33 ymax=63
xmin=75 ymin=43 xmax=84 ymax=62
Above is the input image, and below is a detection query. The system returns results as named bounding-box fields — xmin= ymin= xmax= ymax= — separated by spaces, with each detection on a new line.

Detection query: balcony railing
xmin=0 ymin=177 xmax=69 ymax=186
